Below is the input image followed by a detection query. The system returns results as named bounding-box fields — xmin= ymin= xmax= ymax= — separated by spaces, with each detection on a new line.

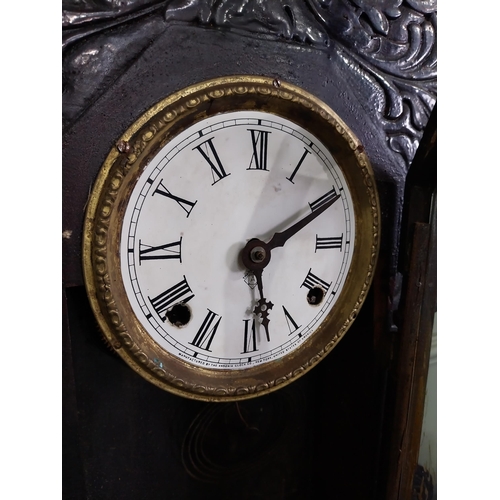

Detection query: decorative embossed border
xmin=63 ymin=1 xmax=436 ymax=166
xmin=82 ymin=75 xmax=380 ymax=401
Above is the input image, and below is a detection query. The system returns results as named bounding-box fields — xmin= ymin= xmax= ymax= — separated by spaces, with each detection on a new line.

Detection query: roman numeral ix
xmin=139 ymin=238 xmax=182 ymax=263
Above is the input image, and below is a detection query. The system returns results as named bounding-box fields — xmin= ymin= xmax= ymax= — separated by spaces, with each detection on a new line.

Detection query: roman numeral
xmin=282 ymin=306 xmax=301 ymax=335
xmin=309 ymin=187 xmax=339 ymax=213
xmin=242 ymin=319 xmax=258 ymax=354
xmin=286 ymin=148 xmax=310 ymax=184
xmin=315 ymin=234 xmax=343 ymax=252
xmin=301 ymin=268 xmax=331 ymax=291
xmin=247 ymin=129 xmax=270 ymax=170
xmin=190 ymin=309 xmax=221 ymax=351
xmin=153 ymin=180 xmax=197 ymax=217
xmin=193 ymin=137 xmax=230 ymax=185
xmin=148 ymin=276 xmax=194 ymax=321
xmin=139 ymin=238 xmax=182 ymax=263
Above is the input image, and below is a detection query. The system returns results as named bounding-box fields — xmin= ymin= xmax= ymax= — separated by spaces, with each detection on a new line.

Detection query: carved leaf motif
xmin=163 ymin=0 xmax=437 ymax=165
xmin=163 ymin=0 xmax=215 ymax=23
xmin=62 ymin=0 xmax=162 ymax=27
xmin=351 ymin=0 xmax=403 ymax=35
xmin=62 ymin=0 xmax=437 ymax=165
xmin=165 ymin=0 xmax=330 ymax=45
xmin=405 ymin=0 xmax=436 ymax=14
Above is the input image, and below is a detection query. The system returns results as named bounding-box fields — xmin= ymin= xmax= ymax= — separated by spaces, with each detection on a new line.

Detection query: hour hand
xmin=267 ymin=188 xmax=340 ymax=250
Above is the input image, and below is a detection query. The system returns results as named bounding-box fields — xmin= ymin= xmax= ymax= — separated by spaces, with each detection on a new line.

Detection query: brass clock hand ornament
xmin=241 ymin=191 xmax=341 ymax=339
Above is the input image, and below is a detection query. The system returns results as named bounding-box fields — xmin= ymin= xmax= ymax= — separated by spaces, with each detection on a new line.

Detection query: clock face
xmin=83 ymin=76 xmax=379 ymax=400
xmin=120 ymin=110 xmax=355 ymax=370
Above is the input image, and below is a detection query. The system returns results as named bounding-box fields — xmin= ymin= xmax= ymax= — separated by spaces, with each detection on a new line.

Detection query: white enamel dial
xmin=120 ymin=110 xmax=355 ymax=370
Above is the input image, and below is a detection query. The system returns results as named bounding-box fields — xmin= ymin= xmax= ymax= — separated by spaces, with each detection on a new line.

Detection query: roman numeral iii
xmin=315 ymin=234 xmax=343 ymax=252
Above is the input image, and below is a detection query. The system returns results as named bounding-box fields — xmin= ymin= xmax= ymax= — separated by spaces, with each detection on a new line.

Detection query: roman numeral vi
xmin=242 ymin=319 xmax=258 ymax=354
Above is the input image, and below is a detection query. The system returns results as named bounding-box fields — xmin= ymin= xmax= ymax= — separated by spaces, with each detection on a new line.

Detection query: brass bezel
xmin=82 ymin=75 xmax=380 ymax=401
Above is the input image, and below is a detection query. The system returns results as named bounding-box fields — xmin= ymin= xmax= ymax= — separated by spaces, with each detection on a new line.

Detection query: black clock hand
xmin=266 ymin=191 xmax=340 ymax=250
xmin=253 ymin=268 xmax=272 ymax=342
xmin=241 ymin=242 xmax=273 ymax=341
xmin=241 ymin=190 xmax=339 ymax=339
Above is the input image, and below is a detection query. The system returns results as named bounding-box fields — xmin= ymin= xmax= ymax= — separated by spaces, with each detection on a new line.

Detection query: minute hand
xmin=267 ymin=192 xmax=341 ymax=250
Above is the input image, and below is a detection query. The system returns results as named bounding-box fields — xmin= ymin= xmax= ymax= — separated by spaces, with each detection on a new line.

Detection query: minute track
xmin=121 ymin=111 xmax=355 ymax=370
